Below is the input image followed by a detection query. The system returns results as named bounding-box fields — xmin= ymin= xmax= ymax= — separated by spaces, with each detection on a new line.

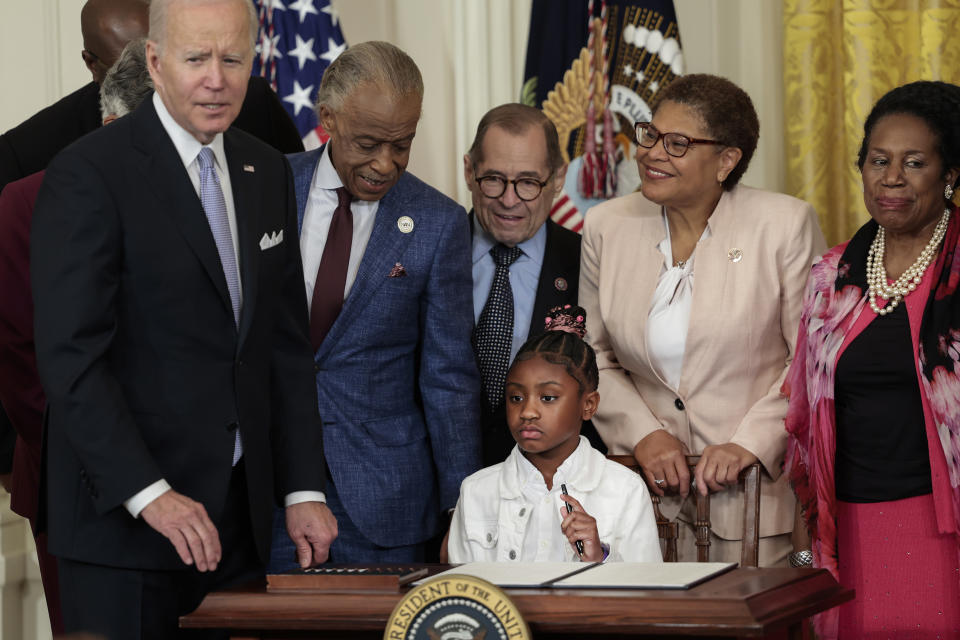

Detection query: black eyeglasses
xmin=635 ymin=122 xmax=721 ymax=158
xmin=474 ymin=173 xmax=549 ymax=201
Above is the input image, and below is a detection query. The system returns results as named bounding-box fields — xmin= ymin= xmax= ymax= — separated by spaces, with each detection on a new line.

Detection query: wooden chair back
xmin=608 ymin=454 xmax=761 ymax=567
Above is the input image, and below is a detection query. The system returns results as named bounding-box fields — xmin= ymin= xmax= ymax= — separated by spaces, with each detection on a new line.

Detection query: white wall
xmin=0 ymin=0 xmax=85 ymax=131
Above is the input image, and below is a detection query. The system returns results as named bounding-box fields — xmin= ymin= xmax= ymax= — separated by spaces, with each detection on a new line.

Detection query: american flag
xmin=251 ymin=0 xmax=347 ymax=150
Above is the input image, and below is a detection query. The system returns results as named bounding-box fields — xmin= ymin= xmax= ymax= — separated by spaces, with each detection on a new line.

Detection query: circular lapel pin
xmin=728 ymin=248 xmax=743 ymax=263
xmin=397 ymin=216 xmax=414 ymax=233
xmin=554 ymin=277 xmax=568 ymax=291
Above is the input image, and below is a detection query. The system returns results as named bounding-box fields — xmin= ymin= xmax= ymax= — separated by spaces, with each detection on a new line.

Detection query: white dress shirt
xmin=646 ymin=211 xmax=711 ymax=391
xmin=300 ymin=144 xmax=378 ymax=312
xmin=151 ymin=93 xmax=242 ymax=297
xmin=516 ymin=437 xmax=589 ymax=561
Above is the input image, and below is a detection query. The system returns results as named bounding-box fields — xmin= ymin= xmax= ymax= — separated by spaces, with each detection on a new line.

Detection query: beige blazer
xmin=580 ymin=185 xmax=826 ymax=539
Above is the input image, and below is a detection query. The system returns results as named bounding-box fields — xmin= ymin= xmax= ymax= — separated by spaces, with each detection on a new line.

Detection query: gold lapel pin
xmin=397 ymin=216 xmax=414 ymax=233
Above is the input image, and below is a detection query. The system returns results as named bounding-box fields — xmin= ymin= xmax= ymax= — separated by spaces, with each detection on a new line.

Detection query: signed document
xmin=552 ymin=562 xmax=735 ymax=589
xmin=417 ymin=562 xmax=594 ymax=588
xmin=420 ymin=562 xmax=736 ymax=590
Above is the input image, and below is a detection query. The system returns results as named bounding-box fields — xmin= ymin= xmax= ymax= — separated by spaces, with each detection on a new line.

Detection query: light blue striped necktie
xmin=197 ymin=146 xmax=243 ymax=465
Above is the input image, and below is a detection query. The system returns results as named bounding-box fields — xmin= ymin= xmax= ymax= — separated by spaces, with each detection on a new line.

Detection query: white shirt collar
xmin=152 ymin=92 xmax=228 ymax=173
xmin=502 ymin=435 xmax=597 ymax=497
xmin=471 ymin=215 xmax=547 ymax=266
xmin=313 ymin=143 xmax=345 ymax=191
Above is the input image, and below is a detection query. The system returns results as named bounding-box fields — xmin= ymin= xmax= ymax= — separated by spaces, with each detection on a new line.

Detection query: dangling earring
xmin=945 ymin=184 xmax=955 ymax=201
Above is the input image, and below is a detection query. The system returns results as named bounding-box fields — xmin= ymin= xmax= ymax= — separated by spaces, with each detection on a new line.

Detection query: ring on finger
xmin=654 ymin=478 xmax=666 ymax=486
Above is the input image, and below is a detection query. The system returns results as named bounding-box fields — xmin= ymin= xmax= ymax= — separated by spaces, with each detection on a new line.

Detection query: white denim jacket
xmin=447 ymin=437 xmax=662 ymax=563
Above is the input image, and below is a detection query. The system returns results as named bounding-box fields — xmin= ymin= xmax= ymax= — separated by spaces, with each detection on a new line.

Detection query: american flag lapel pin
xmin=243 ymin=164 xmax=255 ymax=173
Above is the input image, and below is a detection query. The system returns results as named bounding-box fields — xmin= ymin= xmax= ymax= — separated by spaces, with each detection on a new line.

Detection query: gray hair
xmin=149 ymin=0 xmax=258 ymax=53
xmin=315 ymin=41 xmax=423 ymax=113
xmin=468 ymin=103 xmax=564 ymax=173
xmin=100 ymin=37 xmax=154 ymax=119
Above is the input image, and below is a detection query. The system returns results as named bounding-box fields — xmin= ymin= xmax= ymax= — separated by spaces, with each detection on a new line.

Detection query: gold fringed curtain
xmin=783 ymin=0 xmax=960 ymax=247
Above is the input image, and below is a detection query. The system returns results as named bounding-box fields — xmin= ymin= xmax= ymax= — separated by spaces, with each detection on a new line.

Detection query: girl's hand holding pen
xmin=558 ymin=493 xmax=603 ymax=562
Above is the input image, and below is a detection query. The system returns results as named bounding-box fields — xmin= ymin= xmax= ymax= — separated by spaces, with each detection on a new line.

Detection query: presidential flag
xmin=522 ymin=0 xmax=683 ymax=231
xmin=252 ymin=0 xmax=347 ymax=149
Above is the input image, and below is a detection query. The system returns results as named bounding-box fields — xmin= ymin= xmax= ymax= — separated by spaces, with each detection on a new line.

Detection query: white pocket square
xmin=259 ymin=230 xmax=283 ymax=250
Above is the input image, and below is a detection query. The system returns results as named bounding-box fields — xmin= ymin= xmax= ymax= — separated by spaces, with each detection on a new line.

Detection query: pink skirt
xmin=837 ymin=494 xmax=960 ymax=638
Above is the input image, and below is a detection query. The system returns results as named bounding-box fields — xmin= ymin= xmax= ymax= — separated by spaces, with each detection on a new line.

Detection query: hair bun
xmin=543 ymin=304 xmax=587 ymax=339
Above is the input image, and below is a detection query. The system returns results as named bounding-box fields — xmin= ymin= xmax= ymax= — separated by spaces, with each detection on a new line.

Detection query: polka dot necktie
xmin=474 ymin=243 xmax=523 ymax=411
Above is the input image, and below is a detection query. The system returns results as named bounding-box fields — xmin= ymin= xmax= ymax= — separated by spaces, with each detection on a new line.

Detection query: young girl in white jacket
xmin=447 ymin=306 xmax=661 ymax=563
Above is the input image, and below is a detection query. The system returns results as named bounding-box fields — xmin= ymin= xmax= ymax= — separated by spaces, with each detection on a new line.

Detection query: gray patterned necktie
xmin=474 ymin=243 xmax=523 ymax=411
xmin=197 ymin=146 xmax=243 ymax=465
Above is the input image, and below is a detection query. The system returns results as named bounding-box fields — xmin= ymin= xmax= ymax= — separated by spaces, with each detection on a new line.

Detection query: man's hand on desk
xmin=286 ymin=501 xmax=338 ymax=568
xmin=140 ymin=489 xmax=222 ymax=572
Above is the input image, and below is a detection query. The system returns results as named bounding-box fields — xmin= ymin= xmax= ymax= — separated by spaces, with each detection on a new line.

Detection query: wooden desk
xmin=182 ymin=566 xmax=852 ymax=639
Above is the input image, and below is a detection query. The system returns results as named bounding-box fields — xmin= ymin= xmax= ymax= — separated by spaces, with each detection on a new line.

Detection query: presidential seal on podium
xmin=384 ymin=574 xmax=530 ymax=640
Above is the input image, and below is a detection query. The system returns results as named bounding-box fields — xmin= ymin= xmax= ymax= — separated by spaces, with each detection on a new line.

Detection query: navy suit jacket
xmin=31 ymin=98 xmax=324 ymax=569
xmin=290 ymin=148 xmax=481 ymax=547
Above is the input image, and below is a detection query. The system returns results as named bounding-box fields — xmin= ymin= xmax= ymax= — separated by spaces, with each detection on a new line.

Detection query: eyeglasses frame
xmin=634 ymin=122 xmax=722 ymax=158
xmin=473 ymin=169 xmax=551 ymax=202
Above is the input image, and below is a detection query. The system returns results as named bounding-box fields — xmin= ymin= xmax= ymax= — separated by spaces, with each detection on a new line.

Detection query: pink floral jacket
xmin=783 ymin=211 xmax=960 ymax=639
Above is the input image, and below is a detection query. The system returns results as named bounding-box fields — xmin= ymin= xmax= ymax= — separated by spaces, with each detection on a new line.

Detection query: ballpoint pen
xmin=560 ymin=483 xmax=584 ymax=556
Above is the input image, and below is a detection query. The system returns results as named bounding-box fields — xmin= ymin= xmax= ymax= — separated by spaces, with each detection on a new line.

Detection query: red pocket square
xmin=388 ymin=263 xmax=407 ymax=277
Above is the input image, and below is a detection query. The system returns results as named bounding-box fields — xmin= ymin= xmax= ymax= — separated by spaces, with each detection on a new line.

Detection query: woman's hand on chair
xmin=633 ymin=430 xmax=690 ymax=498
xmin=694 ymin=443 xmax=758 ymax=496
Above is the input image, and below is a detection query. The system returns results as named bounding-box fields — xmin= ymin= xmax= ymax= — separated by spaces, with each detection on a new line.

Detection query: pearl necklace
xmin=866 ymin=208 xmax=951 ymax=315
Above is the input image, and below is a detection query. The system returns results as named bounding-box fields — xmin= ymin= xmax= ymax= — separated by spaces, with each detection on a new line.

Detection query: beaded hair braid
xmin=856 ymin=80 xmax=960 ymax=189
xmin=512 ymin=305 xmax=599 ymax=393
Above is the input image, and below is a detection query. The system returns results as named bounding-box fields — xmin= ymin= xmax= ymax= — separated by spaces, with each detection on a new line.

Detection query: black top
xmin=0 ymin=403 xmax=14 ymax=474
xmin=834 ymin=303 xmax=932 ymax=502
xmin=0 ymin=82 xmax=103 ymax=195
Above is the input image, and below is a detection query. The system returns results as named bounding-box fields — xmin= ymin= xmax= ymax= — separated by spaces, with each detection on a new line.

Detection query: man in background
xmin=30 ymin=1 xmax=335 ymax=635
xmin=465 ymin=103 xmax=604 ymax=465
xmin=0 ymin=0 xmax=303 ymax=196
xmin=269 ymin=41 xmax=481 ymax=567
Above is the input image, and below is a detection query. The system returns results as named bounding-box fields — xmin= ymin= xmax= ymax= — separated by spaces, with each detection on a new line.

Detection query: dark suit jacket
xmin=31 ymin=97 xmax=324 ymax=570
xmin=289 ymin=148 xmax=481 ymax=548
xmin=469 ymin=215 xmax=603 ymax=464
xmin=525 ymin=219 xmax=583 ymax=338
xmin=0 ymin=77 xmax=303 ymax=196
xmin=0 ymin=170 xmax=45 ymax=524
xmin=0 ymin=405 xmax=13 ymax=475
